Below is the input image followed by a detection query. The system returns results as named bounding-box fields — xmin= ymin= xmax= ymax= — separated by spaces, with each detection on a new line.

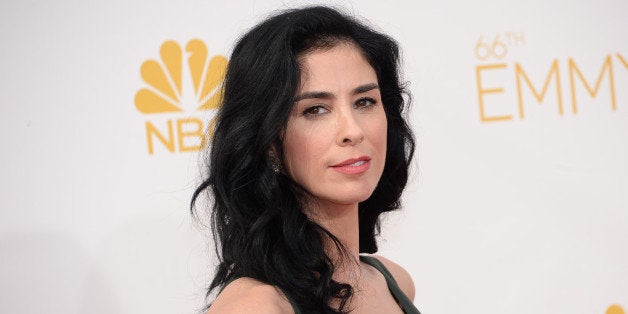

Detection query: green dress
xmin=221 ymin=255 xmax=422 ymax=313
xmin=284 ymin=256 xmax=421 ymax=314
xmin=359 ymin=255 xmax=421 ymax=314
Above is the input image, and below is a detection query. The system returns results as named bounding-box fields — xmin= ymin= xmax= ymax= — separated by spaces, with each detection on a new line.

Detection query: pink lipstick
xmin=330 ymin=156 xmax=371 ymax=175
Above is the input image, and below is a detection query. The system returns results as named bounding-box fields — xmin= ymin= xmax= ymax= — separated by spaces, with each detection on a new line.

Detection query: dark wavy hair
xmin=191 ymin=5 xmax=415 ymax=313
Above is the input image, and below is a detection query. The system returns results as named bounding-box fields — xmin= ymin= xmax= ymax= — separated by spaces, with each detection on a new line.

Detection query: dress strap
xmin=359 ymin=255 xmax=422 ymax=314
xmin=283 ymin=291 xmax=302 ymax=314
xmin=220 ymin=258 xmax=421 ymax=314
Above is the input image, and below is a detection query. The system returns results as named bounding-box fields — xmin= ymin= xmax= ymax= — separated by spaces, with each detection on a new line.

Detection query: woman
xmin=191 ymin=6 xmax=419 ymax=313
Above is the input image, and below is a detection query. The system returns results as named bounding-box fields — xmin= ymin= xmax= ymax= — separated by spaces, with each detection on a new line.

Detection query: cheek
xmin=283 ymin=124 xmax=328 ymax=180
xmin=369 ymin=113 xmax=388 ymax=153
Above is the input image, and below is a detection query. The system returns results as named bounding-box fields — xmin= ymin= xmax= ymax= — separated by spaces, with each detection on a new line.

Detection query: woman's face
xmin=283 ymin=42 xmax=387 ymax=211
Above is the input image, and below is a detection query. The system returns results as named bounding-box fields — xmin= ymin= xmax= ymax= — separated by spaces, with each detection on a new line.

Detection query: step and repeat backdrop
xmin=1 ymin=0 xmax=626 ymax=313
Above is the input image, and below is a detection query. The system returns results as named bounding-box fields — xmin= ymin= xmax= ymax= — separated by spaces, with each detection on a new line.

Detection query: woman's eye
xmin=303 ymin=105 xmax=329 ymax=116
xmin=354 ymin=97 xmax=377 ymax=109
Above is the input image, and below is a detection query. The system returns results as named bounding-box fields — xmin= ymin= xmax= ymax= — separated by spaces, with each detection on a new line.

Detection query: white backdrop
xmin=1 ymin=0 xmax=626 ymax=313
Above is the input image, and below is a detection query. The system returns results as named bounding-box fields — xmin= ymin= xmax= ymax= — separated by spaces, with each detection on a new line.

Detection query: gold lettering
xmin=177 ymin=118 xmax=206 ymax=152
xmin=476 ymin=63 xmax=512 ymax=122
xmin=146 ymin=120 xmax=175 ymax=154
xmin=617 ymin=53 xmax=628 ymax=70
xmin=515 ymin=60 xmax=563 ymax=119
xmin=568 ymin=55 xmax=616 ymax=113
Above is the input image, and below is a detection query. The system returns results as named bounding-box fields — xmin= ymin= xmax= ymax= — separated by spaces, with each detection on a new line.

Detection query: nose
xmin=336 ymin=110 xmax=364 ymax=146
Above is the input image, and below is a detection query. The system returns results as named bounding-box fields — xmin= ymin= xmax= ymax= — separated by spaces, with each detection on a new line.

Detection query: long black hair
xmin=191 ymin=5 xmax=415 ymax=313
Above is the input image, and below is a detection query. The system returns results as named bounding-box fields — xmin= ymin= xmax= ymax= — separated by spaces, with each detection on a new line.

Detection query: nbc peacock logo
xmin=135 ymin=39 xmax=228 ymax=155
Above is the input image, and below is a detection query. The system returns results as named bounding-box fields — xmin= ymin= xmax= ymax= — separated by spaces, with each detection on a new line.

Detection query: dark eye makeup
xmin=354 ymin=97 xmax=378 ymax=109
xmin=299 ymin=96 xmax=379 ymax=118
xmin=302 ymin=105 xmax=329 ymax=116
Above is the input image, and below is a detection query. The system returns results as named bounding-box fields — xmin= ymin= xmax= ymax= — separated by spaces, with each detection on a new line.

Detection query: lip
xmin=330 ymin=156 xmax=371 ymax=175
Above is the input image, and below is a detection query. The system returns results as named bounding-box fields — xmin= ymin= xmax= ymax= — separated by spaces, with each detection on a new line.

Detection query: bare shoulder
xmin=207 ymin=277 xmax=294 ymax=314
xmin=370 ymin=255 xmax=416 ymax=301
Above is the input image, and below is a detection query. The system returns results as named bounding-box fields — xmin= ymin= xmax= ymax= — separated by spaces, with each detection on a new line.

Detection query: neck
xmin=308 ymin=200 xmax=362 ymax=282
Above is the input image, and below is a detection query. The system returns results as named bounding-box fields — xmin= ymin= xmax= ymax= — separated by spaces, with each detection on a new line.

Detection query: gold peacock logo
xmin=135 ymin=39 xmax=228 ymax=154
xmin=607 ymin=304 xmax=625 ymax=314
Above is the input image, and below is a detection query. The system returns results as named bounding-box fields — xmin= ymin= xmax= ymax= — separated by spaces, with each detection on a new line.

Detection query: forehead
xmin=297 ymin=42 xmax=377 ymax=92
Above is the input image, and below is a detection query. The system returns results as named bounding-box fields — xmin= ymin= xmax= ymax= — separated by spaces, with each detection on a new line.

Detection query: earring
xmin=269 ymin=154 xmax=282 ymax=174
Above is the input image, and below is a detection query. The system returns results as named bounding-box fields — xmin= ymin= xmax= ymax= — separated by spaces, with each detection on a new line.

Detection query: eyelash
xmin=354 ymin=97 xmax=377 ymax=109
xmin=301 ymin=97 xmax=378 ymax=117
xmin=302 ymin=105 xmax=328 ymax=116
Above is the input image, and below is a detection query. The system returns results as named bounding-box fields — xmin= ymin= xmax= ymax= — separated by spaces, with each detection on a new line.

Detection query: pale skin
xmin=208 ymin=42 xmax=415 ymax=313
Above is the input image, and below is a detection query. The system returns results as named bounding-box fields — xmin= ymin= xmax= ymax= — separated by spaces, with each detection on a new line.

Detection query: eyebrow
xmin=294 ymin=83 xmax=379 ymax=102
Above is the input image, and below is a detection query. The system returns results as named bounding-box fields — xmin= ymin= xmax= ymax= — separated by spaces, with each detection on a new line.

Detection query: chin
xmin=329 ymin=189 xmax=376 ymax=205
